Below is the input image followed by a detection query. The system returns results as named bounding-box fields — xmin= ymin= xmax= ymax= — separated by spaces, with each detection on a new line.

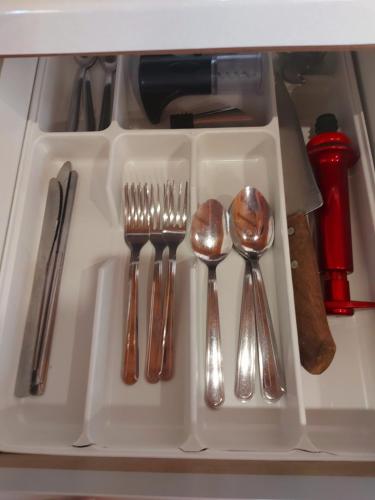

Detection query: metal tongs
xmin=15 ymin=162 xmax=78 ymax=397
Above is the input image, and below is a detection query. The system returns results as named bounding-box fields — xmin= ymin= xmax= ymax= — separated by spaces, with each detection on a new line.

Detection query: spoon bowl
xmin=230 ymin=186 xmax=274 ymax=257
xmin=191 ymin=199 xmax=233 ymax=264
xmin=191 ymin=199 xmax=232 ymax=409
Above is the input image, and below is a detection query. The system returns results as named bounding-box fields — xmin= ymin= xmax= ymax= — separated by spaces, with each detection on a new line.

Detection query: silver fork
xmin=123 ymin=183 xmax=150 ymax=385
xmin=160 ymin=181 xmax=188 ymax=380
xmin=145 ymin=184 xmax=167 ymax=383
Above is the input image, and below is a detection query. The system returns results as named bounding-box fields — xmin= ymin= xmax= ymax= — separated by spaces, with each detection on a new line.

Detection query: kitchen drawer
xmin=0 ymin=50 xmax=374 ymax=469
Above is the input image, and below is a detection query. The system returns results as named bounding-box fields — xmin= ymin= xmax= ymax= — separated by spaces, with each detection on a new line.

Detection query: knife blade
xmin=275 ymin=75 xmax=336 ymax=375
xmin=15 ymin=177 xmax=62 ymax=397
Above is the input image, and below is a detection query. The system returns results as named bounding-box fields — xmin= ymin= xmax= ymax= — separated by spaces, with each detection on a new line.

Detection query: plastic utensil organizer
xmin=0 ymin=52 xmax=374 ymax=460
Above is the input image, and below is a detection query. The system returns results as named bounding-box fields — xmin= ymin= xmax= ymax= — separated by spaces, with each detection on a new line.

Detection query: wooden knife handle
xmin=287 ymin=212 xmax=336 ymax=374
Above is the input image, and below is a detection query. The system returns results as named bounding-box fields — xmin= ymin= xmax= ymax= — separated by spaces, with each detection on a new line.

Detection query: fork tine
xmin=130 ymin=183 xmax=137 ymax=227
xmin=183 ymin=181 xmax=188 ymax=225
xmin=169 ymin=181 xmax=175 ymax=224
xmin=150 ymin=184 xmax=155 ymax=230
xmin=156 ymin=184 xmax=161 ymax=230
xmin=143 ymin=183 xmax=150 ymax=230
xmin=124 ymin=183 xmax=130 ymax=222
xmin=176 ymin=182 xmax=183 ymax=227
xmin=137 ymin=183 xmax=142 ymax=224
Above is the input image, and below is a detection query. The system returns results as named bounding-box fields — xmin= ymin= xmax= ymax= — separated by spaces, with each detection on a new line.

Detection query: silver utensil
xmin=230 ymin=187 xmax=285 ymax=402
xmin=123 ymin=183 xmax=150 ymax=385
xmin=159 ymin=181 xmax=188 ymax=381
xmin=190 ymin=199 xmax=232 ymax=409
xmin=15 ymin=162 xmax=78 ymax=397
xmin=31 ymin=165 xmax=78 ymax=395
xmin=98 ymin=56 xmax=117 ymax=130
xmin=275 ymin=75 xmax=334 ymax=375
xmin=145 ymin=184 xmax=167 ymax=383
xmin=229 ymin=209 xmax=257 ymax=401
xmin=67 ymin=56 xmax=97 ymax=132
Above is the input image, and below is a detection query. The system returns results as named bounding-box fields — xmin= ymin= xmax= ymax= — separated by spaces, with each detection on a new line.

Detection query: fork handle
xmin=160 ymin=257 xmax=176 ymax=381
xmin=123 ymin=259 xmax=139 ymax=385
xmin=145 ymin=259 xmax=164 ymax=383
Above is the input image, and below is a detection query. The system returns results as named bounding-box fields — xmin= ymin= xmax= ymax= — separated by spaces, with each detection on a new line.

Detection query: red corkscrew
xmin=307 ymin=113 xmax=375 ymax=315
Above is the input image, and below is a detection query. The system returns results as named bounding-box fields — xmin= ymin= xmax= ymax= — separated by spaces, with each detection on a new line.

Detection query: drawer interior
xmin=0 ymin=51 xmax=374 ymax=458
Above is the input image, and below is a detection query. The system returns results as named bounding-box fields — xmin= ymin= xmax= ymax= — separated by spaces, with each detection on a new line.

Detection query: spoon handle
xmin=235 ymin=260 xmax=257 ymax=400
xmin=205 ymin=266 xmax=224 ymax=408
xmin=251 ymin=258 xmax=286 ymax=402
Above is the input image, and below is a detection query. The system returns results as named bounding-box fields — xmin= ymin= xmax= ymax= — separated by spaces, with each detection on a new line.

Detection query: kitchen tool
xmin=275 ymin=76 xmax=336 ymax=375
xmin=123 ymin=183 xmax=150 ymax=385
xmin=230 ymin=187 xmax=285 ymax=402
xmin=190 ymin=199 xmax=232 ymax=409
xmin=145 ymin=184 xmax=167 ymax=383
xmin=66 ymin=56 xmax=97 ymax=132
xmin=170 ymin=108 xmax=254 ymax=129
xmin=160 ymin=181 xmax=188 ymax=381
xmin=15 ymin=162 xmax=78 ymax=397
xmin=98 ymin=56 xmax=117 ymax=130
xmin=307 ymin=113 xmax=375 ymax=315
xmin=138 ymin=53 xmax=263 ymax=124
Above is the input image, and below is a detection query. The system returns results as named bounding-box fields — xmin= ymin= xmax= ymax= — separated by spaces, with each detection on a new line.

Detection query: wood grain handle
xmin=287 ymin=212 xmax=336 ymax=374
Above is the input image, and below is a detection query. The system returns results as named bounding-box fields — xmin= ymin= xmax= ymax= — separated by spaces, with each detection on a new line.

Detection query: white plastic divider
xmin=0 ymin=127 xmax=116 ymax=452
xmin=190 ymin=125 xmax=305 ymax=452
xmin=115 ymin=54 xmax=274 ymax=130
xmin=291 ymin=53 xmax=375 ymax=455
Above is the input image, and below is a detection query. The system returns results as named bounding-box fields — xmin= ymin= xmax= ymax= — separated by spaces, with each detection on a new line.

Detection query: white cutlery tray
xmin=0 ymin=52 xmax=374 ymax=461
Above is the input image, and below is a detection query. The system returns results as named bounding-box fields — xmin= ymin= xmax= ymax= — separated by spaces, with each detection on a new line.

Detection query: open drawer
xmin=0 ymin=51 xmax=374 ymax=464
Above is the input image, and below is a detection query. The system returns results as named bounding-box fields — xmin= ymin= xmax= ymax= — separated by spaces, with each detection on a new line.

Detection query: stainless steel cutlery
xmin=190 ymin=199 xmax=232 ymax=408
xmin=230 ymin=187 xmax=286 ymax=402
xmin=191 ymin=188 xmax=286 ymax=408
xmin=123 ymin=183 xmax=150 ymax=385
xmin=15 ymin=162 xmax=78 ymax=397
xmin=67 ymin=55 xmax=117 ymax=132
xmin=123 ymin=181 xmax=189 ymax=385
xmin=160 ymin=182 xmax=188 ymax=380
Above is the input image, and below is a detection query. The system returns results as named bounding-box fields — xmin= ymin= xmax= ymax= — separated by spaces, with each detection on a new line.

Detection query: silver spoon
xmin=190 ymin=199 xmax=232 ymax=409
xmin=230 ymin=186 xmax=286 ymax=402
xmin=67 ymin=56 xmax=97 ymax=132
xmin=98 ymin=56 xmax=117 ymax=130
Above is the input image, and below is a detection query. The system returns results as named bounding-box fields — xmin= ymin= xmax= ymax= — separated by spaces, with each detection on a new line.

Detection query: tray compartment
xmin=116 ymin=54 xmax=274 ymax=130
xmin=77 ymin=132 xmax=194 ymax=451
xmin=0 ymin=133 xmax=114 ymax=450
xmin=192 ymin=129 xmax=304 ymax=451
xmin=290 ymin=53 xmax=375 ymax=453
xmin=37 ymin=56 xmax=118 ymax=132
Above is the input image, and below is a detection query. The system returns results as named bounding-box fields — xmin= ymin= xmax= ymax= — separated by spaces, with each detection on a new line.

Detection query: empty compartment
xmin=37 ymin=55 xmax=118 ymax=132
xmin=79 ymin=132 xmax=194 ymax=451
xmin=290 ymin=52 xmax=375 ymax=453
xmin=193 ymin=130 xmax=303 ymax=451
xmin=0 ymin=134 xmax=114 ymax=451
xmin=116 ymin=53 xmax=274 ymax=130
